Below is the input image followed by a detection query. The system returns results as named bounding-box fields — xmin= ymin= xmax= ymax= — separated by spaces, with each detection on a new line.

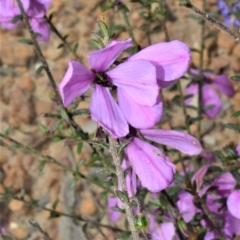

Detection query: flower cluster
xmin=217 ymin=0 xmax=240 ymax=27
xmin=0 ymin=0 xmax=51 ymax=41
xmin=176 ymin=147 xmax=240 ymax=240
xmin=60 ymin=38 xmax=202 ymax=196
xmin=185 ymin=69 xmax=235 ymax=118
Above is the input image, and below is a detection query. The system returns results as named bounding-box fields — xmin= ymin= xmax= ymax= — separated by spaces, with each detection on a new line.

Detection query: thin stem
xmin=108 ymin=137 xmax=140 ymax=240
xmin=121 ymin=9 xmax=138 ymax=52
xmin=15 ymin=0 xmax=87 ymax=138
xmin=179 ymin=0 xmax=240 ymax=42
xmin=0 ymin=133 xmax=114 ymax=194
xmin=45 ymin=16 xmax=82 ymax=62
xmin=194 ymin=193 xmax=225 ymax=240
xmin=0 ymin=192 xmax=124 ymax=233
xmin=196 ymin=0 xmax=206 ymax=141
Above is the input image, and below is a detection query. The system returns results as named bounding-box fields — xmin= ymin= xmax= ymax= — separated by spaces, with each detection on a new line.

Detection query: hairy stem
xmin=108 ymin=137 xmax=140 ymax=240
xmin=0 ymin=192 xmax=124 ymax=233
xmin=179 ymin=0 xmax=240 ymax=42
xmin=45 ymin=16 xmax=82 ymax=62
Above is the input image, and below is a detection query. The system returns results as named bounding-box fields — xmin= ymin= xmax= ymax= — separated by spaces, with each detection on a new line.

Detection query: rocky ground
xmin=0 ymin=0 xmax=239 ymax=239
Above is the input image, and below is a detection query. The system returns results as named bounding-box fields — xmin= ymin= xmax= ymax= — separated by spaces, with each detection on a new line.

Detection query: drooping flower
xmin=123 ymin=128 xmax=201 ymax=193
xmin=0 ymin=0 xmax=51 ymax=41
xmin=185 ymin=69 xmax=235 ymax=118
xmin=129 ymin=40 xmax=191 ymax=87
xmin=60 ymin=39 xmax=160 ymax=138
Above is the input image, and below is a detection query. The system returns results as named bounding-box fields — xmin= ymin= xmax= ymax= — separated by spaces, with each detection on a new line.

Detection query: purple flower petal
xmin=211 ymin=75 xmax=235 ymax=97
xmin=202 ymin=84 xmax=222 ymax=118
xmin=88 ymin=38 xmax=132 ymax=72
xmin=126 ymin=138 xmax=176 ymax=192
xmin=213 ymin=172 xmax=236 ymax=197
xmin=90 ymin=85 xmax=129 ymax=138
xmin=59 ymin=60 xmax=94 ymax=107
xmin=236 ymin=144 xmax=240 ymax=156
xmin=227 ymin=190 xmax=240 ymax=219
xmin=107 ymin=197 xmax=121 ymax=222
xmin=185 ymin=83 xmax=198 ymax=105
xmin=151 ymin=222 xmax=175 ymax=240
xmin=177 ymin=191 xmax=200 ymax=222
xmin=140 ymin=129 xmax=202 ymax=155
xmin=117 ymin=88 xmax=162 ymax=129
xmin=191 ymin=165 xmax=208 ymax=193
xmin=29 ymin=18 xmax=50 ymax=41
xmin=27 ymin=0 xmax=49 ymax=18
xmin=121 ymin=158 xmax=137 ymax=198
xmin=129 ymin=40 xmax=191 ymax=86
xmin=108 ymin=60 xmax=159 ymax=106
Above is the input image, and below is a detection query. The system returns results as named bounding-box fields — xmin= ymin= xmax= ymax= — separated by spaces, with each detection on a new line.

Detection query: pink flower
xmin=59 ymin=39 xmax=160 ymax=138
xmin=129 ymin=40 xmax=191 ymax=87
xmin=107 ymin=197 xmax=121 ymax=223
xmin=185 ymin=69 xmax=235 ymax=118
xmin=177 ymin=191 xmax=200 ymax=222
xmin=227 ymin=190 xmax=240 ymax=219
xmin=0 ymin=0 xmax=51 ymax=41
xmin=124 ymin=129 xmax=201 ymax=193
xmin=151 ymin=222 xmax=176 ymax=240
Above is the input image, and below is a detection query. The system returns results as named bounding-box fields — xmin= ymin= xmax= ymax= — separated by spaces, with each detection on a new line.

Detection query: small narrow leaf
xmin=18 ymin=39 xmax=33 ymax=45
xmin=36 ymin=65 xmax=44 ymax=74
xmin=11 ymin=15 xmax=22 ymax=23
xmin=57 ymin=43 xmax=65 ymax=49
xmin=231 ymin=75 xmax=240 ymax=81
xmin=39 ymin=160 xmax=46 ymax=172
xmin=224 ymin=123 xmax=240 ymax=133
xmin=115 ymin=190 xmax=128 ymax=203
xmin=39 ymin=124 xmax=47 ymax=134
xmin=9 ymin=145 xmax=21 ymax=151
xmin=231 ymin=111 xmax=240 ymax=118
xmin=70 ymin=179 xmax=77 ymax=190
xmin=60 ymin=109 xmax=69 ymax=120
xmin=5 ymin=126 xmax=14 ymax=136
xmin=73 ymin=43 xmax=79 ymax=53
xmin=76 ymin=142 xmax=83 ymax=154
xmin=52 ymin=199 xmax=59 ymax=210
xmin=20 ymin=188 xmax=25 ymax=199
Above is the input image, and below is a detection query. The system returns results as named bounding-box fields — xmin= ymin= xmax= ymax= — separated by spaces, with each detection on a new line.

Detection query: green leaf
xmin=75 ymin=160 xmax=84 ymax=170
xmin=214 ymin=150 xmax=225 ymax=162
xmin=73 ymin=43 xmax=79 ymax=53
xmin=159 ymin=194 xmax=168 ymax=209
xmin=224 ymin=123 xmax=240 ymax=133
xmin=231 ymin=75 xmax=240 ymax=81
xmin=91 ymin=39 xmax=103 ymax=50
xmin=223 ymin=146 xmax=238 ymax=158
xmin=39 ymin=160 xmax=46 ymax=172
xmin=76 ymin=142 xmax=83 ymax=154
xmin=232 ymin=110 xmax=240 ymax=118
xmin=101 ymin=5 xmax=112 ymax=12
xmin=20 ymin=188 xmax=25 ymax=199
xmin=11 ymin=15 xmax=22 ymax=23
xmin=36 ymin=65 xmax=44 ymax=74
xmin=57 ymin=43 xmax=65 ymax=49
xmin=115 ymin=190 xmax=128 ymax=203
xmin=3 ymin=235 xmax=13 ymax=240
xmin=60 ymin=109 xmax=69 ymax=120
xmin=72 ymin=109 xmax=89 ymax=116
xmin=39 ymin=124 xmax=47 ymax=134
xmin=190 ymin=48 xmax=200 ymax=53
xmin=52 ymin=199 xmax=59 ymax=210
xmin=9 ymin=145 xmax=21 ymax=151
xmin=5 ymin=126 xmax=14 ymax=136
xmin=70 ymin=179 xmax=77 ymax=189
xmin=18 ymin=39 xmax=33 ymax=45
xmin=51 ymin=136 xmax=62 ymax=143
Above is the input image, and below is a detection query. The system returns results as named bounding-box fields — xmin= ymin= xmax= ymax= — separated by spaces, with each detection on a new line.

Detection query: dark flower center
xmin=94 ymin=72 xmax=113 ymax=88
